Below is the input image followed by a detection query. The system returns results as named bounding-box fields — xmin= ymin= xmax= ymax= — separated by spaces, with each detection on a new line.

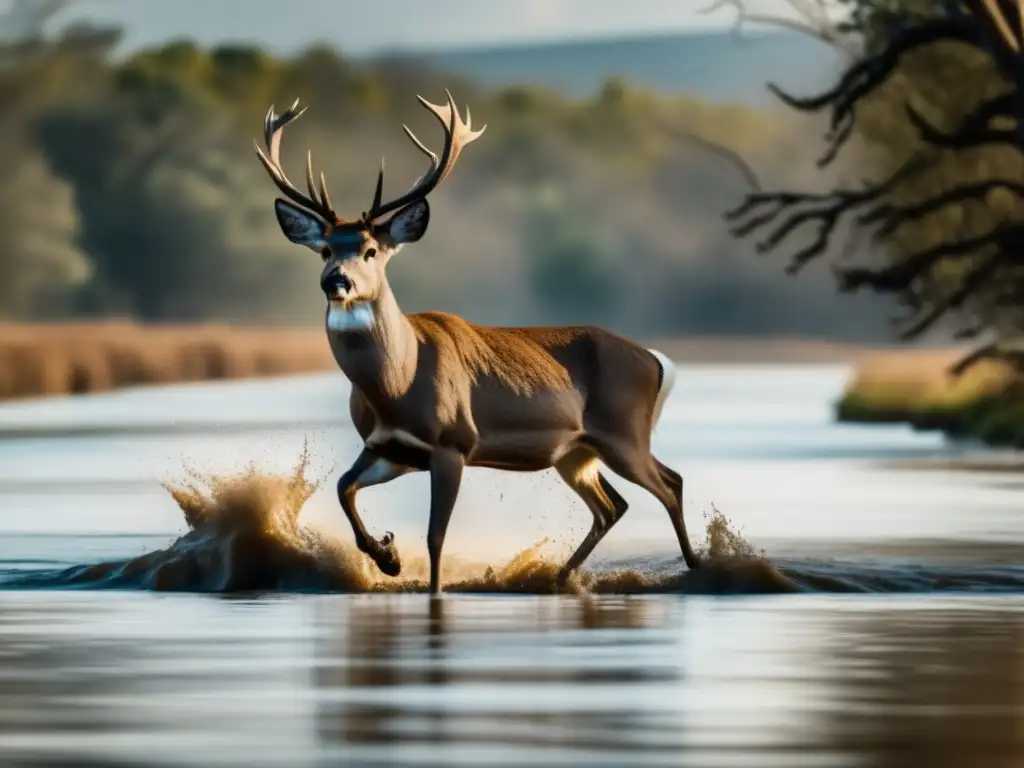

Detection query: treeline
xmin=0 ymin=20 xmax=895 ymax=338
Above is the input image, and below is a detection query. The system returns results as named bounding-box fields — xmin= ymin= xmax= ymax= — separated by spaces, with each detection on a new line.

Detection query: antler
xmin=366 ymin=89 xmax=486 ymax=222
xmin=980 ymin=0 xmax=1024 ymax=51
xmin=253 ymin=99 xmax=339 ymax=223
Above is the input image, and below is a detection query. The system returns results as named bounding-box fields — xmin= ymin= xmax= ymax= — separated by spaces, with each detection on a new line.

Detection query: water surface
xmin=0 ymin=364 xmax=1020 ymax=766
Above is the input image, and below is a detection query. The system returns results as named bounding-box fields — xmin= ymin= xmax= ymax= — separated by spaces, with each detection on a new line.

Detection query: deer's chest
xmin=348 ymin=382 xmax=477 ymax=463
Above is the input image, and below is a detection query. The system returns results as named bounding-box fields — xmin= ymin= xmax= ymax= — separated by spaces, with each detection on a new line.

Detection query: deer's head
xmin=254 ymin=91 xmax=485 ymax=332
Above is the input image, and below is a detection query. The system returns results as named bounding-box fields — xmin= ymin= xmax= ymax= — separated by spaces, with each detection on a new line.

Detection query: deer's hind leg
xmin=650 ymin=457 xmax=701 ymax=570
xmin=554 ymin=446 xmax=630 ymax=584
xmin=581 ymin=432 xmax=701 ymax=570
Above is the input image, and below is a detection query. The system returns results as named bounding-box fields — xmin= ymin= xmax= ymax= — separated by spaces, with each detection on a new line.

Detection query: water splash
xmin=700 ymin=505 xmax=765 ymax=561
xmin=2 ymin=448 xmax=792 ymax=594
xmin=7 ymin=450 xmax=1024 ymax=595
xmin=17 ymin=446 xmax=372 ymax=593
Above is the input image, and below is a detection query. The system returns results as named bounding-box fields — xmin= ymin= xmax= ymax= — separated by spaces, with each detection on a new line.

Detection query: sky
xmin=51 ymin=0 xmax=811 ymax=56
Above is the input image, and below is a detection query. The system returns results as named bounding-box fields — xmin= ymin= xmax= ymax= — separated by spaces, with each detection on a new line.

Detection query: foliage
xmin=523 ymin=186 xmax=618 ymax=323
xmin=0 ymin=11 xmax=105 ymax=319
xmin=0 ymin=17 xmax=890 ymax=337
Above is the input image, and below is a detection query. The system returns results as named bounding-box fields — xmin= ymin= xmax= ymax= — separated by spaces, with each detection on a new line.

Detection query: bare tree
xmin=704 ymin=0 xmax=1024 ymax=372
xmin=700 ymin=0 xmax=861 ymax=57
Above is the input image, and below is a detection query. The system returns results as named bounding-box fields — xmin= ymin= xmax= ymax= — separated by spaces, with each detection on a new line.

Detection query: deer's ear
xmin=388 ymin=200 xmax=430 ymax=244
xmin=274 ymin=199 xmax=328 ymax=250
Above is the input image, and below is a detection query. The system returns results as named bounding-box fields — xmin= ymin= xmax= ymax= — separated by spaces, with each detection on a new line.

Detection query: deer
xmin=254 ymin=90 xmax=702 ymax=595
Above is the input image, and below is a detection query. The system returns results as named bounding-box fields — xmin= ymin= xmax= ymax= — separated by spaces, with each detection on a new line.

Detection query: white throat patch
xmin=326 ymin=301 xmax=375 ymax=333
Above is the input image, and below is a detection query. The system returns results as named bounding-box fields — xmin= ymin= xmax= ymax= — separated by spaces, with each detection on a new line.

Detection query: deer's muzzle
xmin=321 ymin=269 xmax=353 ymax=298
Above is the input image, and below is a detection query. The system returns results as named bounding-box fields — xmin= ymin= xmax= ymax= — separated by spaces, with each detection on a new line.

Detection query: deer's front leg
xmin=426 ymin=448 xmax=465 ymax=595
xmin=338 ymin=448 xmax=414 ymax=577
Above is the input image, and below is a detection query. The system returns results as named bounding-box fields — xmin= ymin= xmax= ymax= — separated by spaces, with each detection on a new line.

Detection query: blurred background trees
xmin=0 ymin=1 xmax=899 ymax=339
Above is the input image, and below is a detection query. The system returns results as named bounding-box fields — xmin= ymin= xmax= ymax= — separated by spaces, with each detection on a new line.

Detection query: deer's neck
xmin=328 ymin=285 xmax=418 ymax=402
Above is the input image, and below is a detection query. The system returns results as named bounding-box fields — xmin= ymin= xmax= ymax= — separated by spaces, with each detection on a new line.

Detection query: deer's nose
xmin=321 ymin=269 xmax=353 ymax=295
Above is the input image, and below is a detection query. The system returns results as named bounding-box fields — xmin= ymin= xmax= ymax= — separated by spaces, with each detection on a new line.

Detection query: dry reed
xmin=0 ymin=321 xmax=336 ymax=401
xmin=837 ymin=348 xmax=1024 ymax=447
xmin=840 ymin=349 xmax=1015 ymax=413
xmin=0 ymin=323 xmax=883 ymax=403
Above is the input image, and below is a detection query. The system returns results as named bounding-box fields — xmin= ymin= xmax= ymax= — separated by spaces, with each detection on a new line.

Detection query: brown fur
xmin=411 ymin=313 xmax=575 ymax=393
xmin=339 ymin=309 xmax=665 ymax=472
xmin=258 ymin=91 xmax=699 ymax=593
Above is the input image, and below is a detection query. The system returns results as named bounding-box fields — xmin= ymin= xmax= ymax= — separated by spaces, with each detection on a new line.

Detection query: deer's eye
xmin=363 ymin=248 xmax=377 ymax=261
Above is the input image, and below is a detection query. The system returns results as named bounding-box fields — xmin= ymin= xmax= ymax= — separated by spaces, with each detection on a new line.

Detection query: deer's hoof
xmin=554 ymin=568 xmax=572 ymax=589
xmin=369 ymin=531 xmax=402 ymax=577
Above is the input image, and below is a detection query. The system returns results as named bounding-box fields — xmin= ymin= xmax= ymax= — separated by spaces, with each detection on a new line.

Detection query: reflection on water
xmin=0 ymin=364 xmax=1020 ymax=765
xmin=0 ymin=594 xmax=1020 ymax=766
xmin=814 ymin=603 xmax=1024 ymax=766
xmin=314 ymin=596 xmax=677 ymax=763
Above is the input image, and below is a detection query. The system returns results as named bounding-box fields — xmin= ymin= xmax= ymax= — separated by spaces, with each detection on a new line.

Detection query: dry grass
xmin=5 ymin=320 xmax=1014 ymax=431
xmin=837 ymin=348 xmax=1024 ymax=448
xmin=0 ymin=321 xmax=336 ymax=401
xmin=0 ymin=323 xmax=886 ymax=403
xmin=840 ymin=349 xmax=1016 ymax=414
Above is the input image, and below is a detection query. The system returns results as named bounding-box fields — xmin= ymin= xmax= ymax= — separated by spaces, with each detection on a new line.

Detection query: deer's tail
xmin=646 ymin=348 xmax=676 ymax=435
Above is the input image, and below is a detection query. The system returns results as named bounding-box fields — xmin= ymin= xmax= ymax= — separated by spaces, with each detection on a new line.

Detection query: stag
xmin=254 ymin=91 xmax=702 ymax=594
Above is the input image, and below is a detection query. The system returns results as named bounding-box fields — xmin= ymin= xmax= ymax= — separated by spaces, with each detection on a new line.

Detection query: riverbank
xmin=836 ymin=349 xmax=1024 ymax=448
xmin=0 ymin=322 xmax=336 ymax=401
xmin=0 ymin=323 xmax=886 ymax=402
xmin=1 ymin=322 xmax=997 ymax=412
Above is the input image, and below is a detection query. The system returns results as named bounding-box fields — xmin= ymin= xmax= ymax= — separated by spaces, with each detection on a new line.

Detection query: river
xmin=0 ymin=364 xmax=1020 ymax=766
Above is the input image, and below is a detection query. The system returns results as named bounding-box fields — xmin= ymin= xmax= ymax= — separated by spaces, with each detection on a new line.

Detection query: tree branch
xmin=950 ymin=339 xmax=1024 ymax=375
xmin=764 ymin=19 xmax=982 ymax=165
xmin=717 ymin=1 xmax=1024 ymax=353
xmin=905 ymin=91 xmax=1019 ymax=150
xmin=900 ymin=250 xmax=1003 ymax=337
xmin=836 ymin=229 xmax=999 ymax=293
xmin=858 ymin=177 xmax=1024 ymax=237
xmin=724 ymin=155 xmax=926 ymax=273
xmin=657 ymin=117 xmax=763 ymax=191
xmin=698 ymin=0 xmax=860 ymax=57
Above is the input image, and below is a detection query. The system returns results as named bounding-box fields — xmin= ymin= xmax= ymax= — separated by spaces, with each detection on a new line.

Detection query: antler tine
xmin=254 ymin=101 xmax=310 ymax=201
xmin=401 ymin=124 xmax=439 ymax=166
xmin=253 ymin=98 xmax=338 ymax=222
xmin=305 ymin=151 xmax=318 ymax=204
xmin=319 ymin=170 xmax=334 ymax=215
xmin=399 ymin=125 xmax=440 ymax=191
xmin=982 ymin=0 xmax=1017 ymax=50
xmin=1018 ymin=0 xmax=1024 ymax=54
xmin=371 ymin=157 xmax=386 ymax=213
xmin=981 ymin=0 xmax=1023 ymax=52
xmin=366 ymin=89 xmax=486 ymax=221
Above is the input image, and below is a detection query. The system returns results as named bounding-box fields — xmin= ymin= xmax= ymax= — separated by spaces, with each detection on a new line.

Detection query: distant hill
xmin=371 ymin=30 xmax=843 ymax=105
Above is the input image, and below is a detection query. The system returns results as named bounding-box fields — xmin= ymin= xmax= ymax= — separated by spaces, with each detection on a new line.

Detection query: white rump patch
xmin=326 ymin=302 xmax=375 ymax=332
xmin=647 ymin=348 xmax=677 ymax=435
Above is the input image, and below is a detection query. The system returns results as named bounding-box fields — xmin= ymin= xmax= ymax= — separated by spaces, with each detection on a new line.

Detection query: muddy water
xmin=0 ymin=365 xmax=1020 ymax=766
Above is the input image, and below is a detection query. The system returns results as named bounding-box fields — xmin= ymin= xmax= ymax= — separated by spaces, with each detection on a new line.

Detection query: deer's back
xmin=408 ymin=312 xmax=661 ymax=419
